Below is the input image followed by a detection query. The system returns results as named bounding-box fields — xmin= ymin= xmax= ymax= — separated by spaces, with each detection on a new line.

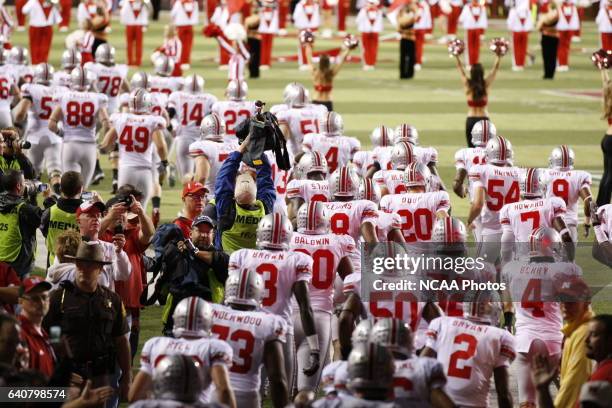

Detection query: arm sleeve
xmin=111 ymin=297 xmax=130 ymax=337
xmin=139 ymin=339 xmax=155 ymax=375
xmin=112 ymin=249 xmax=132 ymax=281
xmin=22 ymin=203 xmax=42 ymax=236
xmin=496 ymin=331 xmax=516 ymax=368
xmin=214 ymin=151 xmax=242 ymax=220
xmin=208 ymin=339 xmax=234 ymax=367
xmin=256 ymin=153 xmax=276 ymax=214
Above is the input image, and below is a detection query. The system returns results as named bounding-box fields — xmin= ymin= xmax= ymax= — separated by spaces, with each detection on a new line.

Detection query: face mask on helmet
xmin=521 ymin=168 xmax=546 ymax=199
xmin=548 ymin=145 xmax=575 ymax=170
xmin=200 ymin=113 xmax=225 ymax=141
xmin=370 ymin=126 xmax=393 ymax=148
xmin=369 ymin=318 xmax=413 ymax=359
xmin=329 ymin=166 xmax=360 ymax=199
xmin=351 ymin=319 xmax=373 ymax=346
xmin=471 ymin=120 xmax=497 ymax=147
xmin=394 ymin=124 xmax=419 ymax=145
xmin=297 ymin=201 xmax=330 ymax=235
xmin=153 ymin=355 xmax=204 ymax=403
xmin=172 ymin=296 xmax=213 ymax=338
xmin=357 ymin=178 xmax=381 ymax=204
xmin=224 ymin=268 xmax=264 ymax=308
xmin=256 ymin=213 xmax=293 ymax=250
xmin=234 ymin=172 xmax=256 ymax=205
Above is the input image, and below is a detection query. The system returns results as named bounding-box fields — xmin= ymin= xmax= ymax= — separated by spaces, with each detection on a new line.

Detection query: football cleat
xmin=329 ymin=166 xmax=360 ymax=198
xmin=200 ymin=113 xmax=225 ymax=142
xmin=33 ymin=63 xmax=55 ymax=85
xmin=94 ymin=43 xmax=115 ymax=65
xmin=369 ymin=318 xmax=413 ymax=359
xmin=403 ymin=161 xmax=431 ymax=191
xmin=390 ymin=141 xmax=416 ymax=171
xmin=225 ymin=268 xmax=264 ymax=308
xmin=297 ymin=201 xmax=329 ymax=235
xmin=471 ymin=119 xmax=496 ymax=147
xmin=394 ymin=124 xmax=419 ymax=145
xmin=548 ymin=145 xmax=575 ymax=170
xmin=319 ymin=111 xmax=344 ymax=136
xmin=370 ymin=126 xmax=393 ymax=148
xmin=172 ymin=296 xmax=213 ymax=338
xmin=256 ymin=213 xmax=293 ymax=250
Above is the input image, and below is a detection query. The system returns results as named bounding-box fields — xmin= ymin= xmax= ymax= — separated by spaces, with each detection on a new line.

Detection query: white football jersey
xmin=211 ymin=304 xmax=287 ymax=392
xmin=57 ymin=91 xmax=108 ymax=142
xmin=373 ymin=169 xmax=407 ymax=195
xmin=352 ymin=150 xmax=376 ymax=178
xmin=139 ymin=336 xmax=233 ymax=402
xmin=469 ymin=164 xmax=522 ymax=234
xmin=454 ymin=146 xmax=487 ymax=199
xmin=375 ymin=210 xmax=402 ymax=242
xmin=189 ymin=139 xmax=239 ymax=197
xmin=52 ymin=71 xmax=72 ymax=91
xmin=168 ymin=91 xmax=218 ymax=138
xmin=85 ymin=62 xmax=128 ymax=113
xmin=500 ymin=197 xmax=566 ymax=242
xmin=544 ymin=169 xmax=592 ymax=226
xmin=303 ymin=133 xmax=361 ymax=173
xmin=425 ymin=316 xmax=516 ymax=407
xmin=110 ymin=112 xmax=166 ymax=168
xmin=21 ymin=83 xmax=60 ymax=143
xmin=393 ymin=357 xmax=447 ymax=407
xmin=5 ymin=64 xmax=33 ymax=85
xmin=118 ymin=92 xmax=168 ymax=117
xmin=290 ymin=232 xmax=357 ymax=313
xmin=264 ymin=151 xmax=290 ymax=216
xmin=228 ymin=248 xmax=312 ymax=333
xmin=0 ymin=73 xmax=16 ymax=111
xmin=149 ymin=75 xmax=184 ymax=97
xmin=276 ymin=106 xmax=325 ymax=156
xmin=379 ymin=191 xmax=451 ymax=242
xmin=374 ymin=145 xmax=437 ymax=171
xmin=323 ymin=200 xmax=379 ymax=244
xmin=211 ymin=100 xmax=257 ymax=136
xmin=286 ymin=179 xmax=330 ymax=203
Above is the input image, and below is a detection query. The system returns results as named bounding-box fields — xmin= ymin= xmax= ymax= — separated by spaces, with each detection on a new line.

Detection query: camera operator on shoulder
xmin=0 ymin=128 xmax=35 ymax=181
xmin=0 ymin=170 xmax=45 ymax=278
xmin=159 ymin=215 xmax=230 ymax=334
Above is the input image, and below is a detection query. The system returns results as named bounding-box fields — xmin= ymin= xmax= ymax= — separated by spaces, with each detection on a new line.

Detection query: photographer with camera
xmin=0 ymin=170 xmax=43 ymax=277
xmin=0 ymin=128 xmax=35 ymax=181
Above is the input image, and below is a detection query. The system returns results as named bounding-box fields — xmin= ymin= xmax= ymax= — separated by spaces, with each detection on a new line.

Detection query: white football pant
xmin=26 ymin=139 xmax=62 ymax=177
xmin=293 ymin=310 xmax=332 ymax=392
xmin=118 ymin=166 xmax=153 ymax=211
xmin=62 ymin=142 xmax=97 ymax=188
xmin=174 ymin=135 xmax=197 ymax=179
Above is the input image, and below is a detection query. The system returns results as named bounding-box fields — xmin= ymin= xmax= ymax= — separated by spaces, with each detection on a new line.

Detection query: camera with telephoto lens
xmin=234 ymin=100 xmax=291 ymax=171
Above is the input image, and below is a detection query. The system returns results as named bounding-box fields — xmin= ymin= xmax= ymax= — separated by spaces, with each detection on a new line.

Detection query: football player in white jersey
xmin=52 ymin=49 xmax=82 ymax=92
xmin=5 ymin=46 xmax=33 ymax=86
xmin=352 ymin=125 xmax=393 ymax=178
xmin=302 ymin=111 xmax=361 ymax=173
xmin=358 ymin=178 xmax=404 ymax=243
xmin=501 ymin=227 xmax=581 ymax=408
xmin=373 ymin=141 xmax=415 ymax=196
xmin=264 ymin=149 xmax=290 ymax=216
xmin=149 ymin=54 xmax=184 ymax=97
xmin=453 ymin=119 xmax=495 ymax=200
xmin=421 ymin=290 xmax=515 ymax=408
xmin=228 ymin=213 xmax=320 ymax=392
xmin=370 ymin=318 xmax=454 ymax=408
xmin=129 ymin=297 xmax=236 ymax=407
xmin=467 ymin=135 xmax=521 ymax=261
xmin=13 ymin=63 xmax=62 ymax=194
xmin=99 ymin=89 xmax=169 ymax=210
xmin=500 ymin=167 xmax=573 ymax=262
xmin=545 ymin=145 xmax=593 ymax=241
xmin=168 ymin=74 xmax=218 ymax=178
xmin=287 ymin=151 xmax=330 ymax=227
xmin=211 ymin=268 xmax=289 ymax=408
xmin=190 ymin=113 xmax=238 ymax=198
xmin=0 ymin=49 xmax=20 ymax=128
xmin=48 ymin=66 xmax=110 ymax=187
xmin=291 ymin=201 xmax=356 ymax=392
xmin=211 ymin=79 xmax=257 ymax=139
xmin=592 ymin=203 xmax=612 ymax=265
xmin=269 ymin=82 xmax=328 ymax=117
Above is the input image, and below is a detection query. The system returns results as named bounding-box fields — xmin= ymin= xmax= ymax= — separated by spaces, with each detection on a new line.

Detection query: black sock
xmin=112 ymin=169 xmax=118 ymax=180
xmin=95 ymin=159 xmax=102 ymax=172
xmin=152 ymin=196 xmax=161 ymax=209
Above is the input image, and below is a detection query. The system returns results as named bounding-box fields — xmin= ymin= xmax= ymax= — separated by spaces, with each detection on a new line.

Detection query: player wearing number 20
xmin=85 ymin=44 xmax=129 ymax=115
xmin=48 ymin=66 xmax=110 ymax=188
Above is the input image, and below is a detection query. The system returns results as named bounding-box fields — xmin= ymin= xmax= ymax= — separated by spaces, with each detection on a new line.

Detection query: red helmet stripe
xmin=239 ymin=269 xmax=249 ymax=299
xmin=187 ymin=296 xmax=197 ymax=331
xmin=482 ymin=121 xmax=489 ymax=143
xmin=365 ymin=179 xmax=371 ymax=200
xmin=327 ymin=112 xmax=332 ymax=134
xmin=340 ymin=167 xmax=348 ymax=194
xmin=391 ymin=319 xmax=397 ymax=345
xmin=308 ymin=202 xmax=316 ymax=231
xmin=561 ymin=145 xmax=568 ymax=168
xmin=272 ymin=213 xmax=281 ymax=245
xmin=498 ymin=137 xmax=506 ymax=162
xmin=446 ymin=217 xmax=453 ymax=243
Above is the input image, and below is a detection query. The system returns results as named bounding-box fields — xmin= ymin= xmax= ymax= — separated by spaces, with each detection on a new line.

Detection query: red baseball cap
xmin=557 ymin=276 xmax=591 ymax=302
xmin=20 ymin=276 xmax=52 ymax=296
xmin=76 ymin=201 xmax=106 ymax=218
xmin=182 ymin=182 xmax=207 ymax=198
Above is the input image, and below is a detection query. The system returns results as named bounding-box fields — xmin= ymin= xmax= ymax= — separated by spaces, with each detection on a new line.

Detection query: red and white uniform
xmin=507 ymin=0 xmax=533 ymax=68
xmin=323 ymin=200 xmax=378 ymax=246
xmin=0 ymin=73 xmax=16 ymax=127
xmin=454 ymin=146 xmax=487 ymax=199
xmin=393 ymin=357 xmax=447 ymax=407
xmin=597 ymin=0 xmax=612 ymax=51
xmin=79 ymin=30 xmax=95 ymax=64
xmin=85 ymin=62 xmax=129 ymax=114
xmin=459 ymin=2 xmax=487 ymax=66
xmin=545 ymin=168 xmax=591 ymax=235
xmin=211 ymin=100 xmax=257 ymax=137
xmin=302 ymin=133 xmax=361 ymax=173
xmin=379 ymin=191 xmax=451 ymax=242
xmin=258 ymin=6 xmax=279 ymax=67
xmin=149 ymin=75 xmax=184 ymax=97
xmin=446 ymin=0 xmax=463 ymax=36
xmin=293 ymin=0 xmax=320 ymax=66
xmin=76 ymin=0 xmax=101 ymax=25
xmin=139 ymin=335 xmax=233 ymax=403
xmin=414 ymin=0 xmax=432 ymax=66
xmin=5 ymin=64 xmax=34 ymax=85
xmin=556 ymin=1 xmax=579 ymax=67
xmin=188 ymin=139 xmax=239 ymax=199
xmin=265 ymin=151 xmax=290 ymax=216
xmin=210 ymin=4 xmax=236 ymax=66
xmin=500 ymin=197 xmax=566 ymax=241
xmin=276 ymin=106 xmax=325 ymax=156
xmin=373 ymin=169 xmax=407 ymax=195
xmin=352 ymin=150 xmax=376 ymax=178
xmin=374 ymin=145 xmax=438 ymax=171
xmin=118 ymin=91 xmax=168 ymax=117
xmin=375 ymin=210 xmax=402 ymax=242
xmin=425 ymin=316 xmax=516 ymax=407
xmin=171 ymin=0 xmax=199 ymax=66
xmin=22 ymin=0 xmax=62 ymax=64
xmin=0 ymin=6 xmax=14 ymax=47
xmin=120 ymin=0 xmax=150 ymax=66
xmin=286 ymin=179 xmax=330 ymax=203
xmin=356 ymin=4 xmax=383 ymax=67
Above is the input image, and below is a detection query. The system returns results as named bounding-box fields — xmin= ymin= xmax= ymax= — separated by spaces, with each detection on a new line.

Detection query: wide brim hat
xmin=64 ymin=241 xmax=111 ymax=265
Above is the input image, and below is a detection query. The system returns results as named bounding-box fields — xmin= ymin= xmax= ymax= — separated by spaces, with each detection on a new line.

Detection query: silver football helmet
xmin=224 ymin=268 xmax=264 ymax=308
xmin=33 ymin=63 xmax=55 ymax=85
xmin=528 ymin=227 xmax=562 ymax=257
xmin=172 ymin=296 xmax=213 ymax=338
xmin=70 ymin=66 xmax=95 ymax=91
xmin=471 ymin=119 xmax=496 ymax=147
xmin=320 ymin=111 xmax=344 ymax=136
xmin=431 ymin=216 xmax=467 ymax=244
xmin=128 ymin=88 xmax=152 ymax=114
xmin=370 ymin=318 xmax=413 ymax=359
xmin=298 ymin=151 xmax=328 ymax=178
xmin=463 ymin=289 xmax=502 ymax=326
xmin=200 ymin=113 xmax=225 ymax=142
xmin=153 ymin=54 xmax=175 ymax=77
xmin=226 ymin=79 xmax=248 ymax=101
xmin=357 ymin=178 xmax=381 ymax=204
xmin=347 ymin=342 xmax=395 ymax=393
xmin=297 ymin=201 xmax=329 ymax=235
xmin=404 ymin=161 xmax=431 ymax=191
xmin=184 ymin=74 xmax=204 ymax=94
xmin=485 ymin=136 xmax=513 ymax=165
xmin=285 ymin=82 xmax=309 ymax=108
xmin=329 ymin=166 xmax=360 ymax=199
xmin=283 ymin=82 xmax=300 ymax=105
xmin=153 ymin=355 xmax=204 ymax=402
xmin=61 ymin=48 xmax=81 ymax=71
xmin=370 ymin=126 xmax=393 ymax=148
xmin=390 ymin=141 xmax=416 ymax=171
xmin=8 ymin=46 xmax=29 ymax=65
xmin=130 ymin=71 xmax=151 ymax=90
xmin=521 ymin=168 xmax=546 ymax=199
xmin=548 ymin=145 xmax=575 ymax=170
xmin=394 ymin=123 xmax=419 ymax=145
xmin=256 ymin=213 xmax=293 ymax=250
xmin=94 ymin=43 xmax=115 ymax=65
xmin=351 ymin=320 xmax=373 ymax=346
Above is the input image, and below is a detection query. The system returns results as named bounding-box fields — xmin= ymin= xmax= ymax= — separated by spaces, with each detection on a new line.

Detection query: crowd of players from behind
xmin=1 ymin=41 xmax=612 ymax=408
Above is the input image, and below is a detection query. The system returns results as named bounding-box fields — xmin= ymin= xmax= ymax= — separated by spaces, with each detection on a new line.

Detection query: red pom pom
xmin=489 ymin=38 xmax=510 ymax=57
xmin=592 ymin=48 xmax=611 ymax=70
xmin=447 ymin=39 xmax=465 ymax=56
xmin=299 ymin=29 xmax=315 ymax=44
xmin=203 ymin=24 xmax=223 ymax=38
xmin=343 ymin=34 xmax=359 ymax=50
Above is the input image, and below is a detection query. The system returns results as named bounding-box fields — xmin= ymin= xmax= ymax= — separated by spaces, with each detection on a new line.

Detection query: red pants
xmin=602 ymin=33 xmax=612 ymax=51
xmin=81 ymin=52 xmax=93 ymax=65
xmin=428 ymin=4 xmax=440 ymax=34
xmin=557 ymin=30 xmax=572 ymax=66
xmin=338 ymin=0 xmax=349 ymax=32
xmin=261 ymin=33 xmax=274 ymax=66
xmin=574 ymin=7 xmax=584 ymax=38
xmin=206 ymin=0 xmax=217 ymax=21
xmin=172 ymin=64 xmax=182 ymax=77
xmin=447 ymin=6 xmax=461 ymax=35
xmin=512 ymin=31 xmax=528 ymax=67
xmin=15 ymin=0 xmax=26 ymax=27
xmin=279 ymin=0 xmax=288 ymax=29
xmin=29 ymin=26 xmax=53 ymax=63
xmin=466 ymin=29 xmax=480 ymax=66
xmin=177 ymin=26 xmax=193 ymax=65
xmin=361 ymin=32 xmax=379 ymax=66
xmin=415 ymin=29 xmax=426 ymax=64
xmin=59 ymin=0 xmax=71 ymax=28
xmin=125 ymin=25 xmax=144 ymax=66
xmin=298 ymin=43 xmax=308 ymax=66
xmin=241 ymin=1 xmax=251 ymax=19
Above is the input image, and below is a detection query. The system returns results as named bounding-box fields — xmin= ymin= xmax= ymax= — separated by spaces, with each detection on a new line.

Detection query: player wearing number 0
xmin=14 ymin=63 xmax=62 ymax=194
xmin=167 ymin=74 xmax=217 ymax=179
xmin=211 ymin=79 xmax=257 ymax=141
xmin=358 ymin=178 xmax=404 ymax=243
xmin=545 ymin=145 xmax=593 ymax=242
xmin=467 ymin=136 xmax=521 ymax=263
xmin=228 ymin=213 xmax=320 ymax=393
xmin=129 ymin=297 xmax=236 ymax=407
xmin=421 ymin=290 xmax=515 ymax=408
xmin=286 ymin=151 xmax=330 ymax=228
xmin=211 ymin=268 xmax=289 ymax=408
xmin=48 ymin=66 xmax=110 ymax=188
xmin=290 ymin=201 xmax=356 ymax=392
xmin=99 ymin=89 xmax=169 ymax=210
xmin=302 ymin=111 xmax=361 ymax=174
xmin=500 ymin=227 xmax=581 ymax=408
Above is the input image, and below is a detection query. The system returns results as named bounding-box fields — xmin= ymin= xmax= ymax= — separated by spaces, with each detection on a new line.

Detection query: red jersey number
xmin=212 ymin=324 xmax=254 ymax=373
xmin=486 ymin=179 xmax=520 ymax=211
xmin=299 ymin=119 xmax=319 ymax=135
xmin=98 ymin=76 xmax=122 ymax=97
xmin=294 ymin=248 xmax=335 ymax=290
xmin=397 ymin=208 xmax=433 ymax=242
xmin=447 ymin=333 xmax=478 ymax=379
xmin=255 ymin=263 xmax=278 ymax=307
xmin=39 ymin=96 xmax=53 ymax=120
xmin=65 ymin=101 xmax=95 ymax=127
xmin=551 ymin=179 xmax=570 ymax=205
xmin=224 ymin=110 xmax=251 ymax=135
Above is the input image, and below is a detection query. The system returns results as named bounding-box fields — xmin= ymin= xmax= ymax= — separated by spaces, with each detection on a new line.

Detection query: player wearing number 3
xmin=48 ymin=66 xmax=110 ymax=188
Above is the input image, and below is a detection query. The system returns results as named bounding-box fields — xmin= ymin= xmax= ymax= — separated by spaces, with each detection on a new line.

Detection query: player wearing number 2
xmin=48 ymin=66 xmax=110 ymax=188
xmin=211 ymin=79 xmax=257 ymax=141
